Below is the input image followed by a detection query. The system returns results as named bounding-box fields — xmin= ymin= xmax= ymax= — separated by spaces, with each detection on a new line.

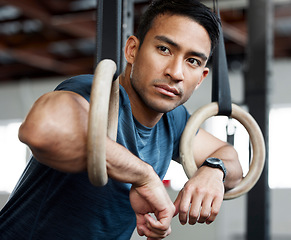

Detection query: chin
xmin=142 ymin=93 xmax=183 ymax=113
xmin=149 ymin=102 xmax=180 ymax=113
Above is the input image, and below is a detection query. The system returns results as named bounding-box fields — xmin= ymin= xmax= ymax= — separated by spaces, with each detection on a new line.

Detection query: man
xmin=0 ymin=0 xmax=243 ymax=239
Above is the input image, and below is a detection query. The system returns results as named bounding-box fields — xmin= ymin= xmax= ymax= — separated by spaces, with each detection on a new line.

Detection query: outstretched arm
xmin=174 ymin=128 xmax=243 ymax=225
xmin=19 ymin=91 xmax=174 ymax=239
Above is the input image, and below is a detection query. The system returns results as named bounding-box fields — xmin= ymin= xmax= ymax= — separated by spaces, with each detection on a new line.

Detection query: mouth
xmin=154 ymin=84 xmax=181 ymax=97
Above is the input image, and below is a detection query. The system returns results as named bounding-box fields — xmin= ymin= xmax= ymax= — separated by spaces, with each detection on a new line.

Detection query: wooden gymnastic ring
xmin=179 ymin=102 xmax=265 ymax=200
xmin=87 ymin=59 xmax=119 ymax=186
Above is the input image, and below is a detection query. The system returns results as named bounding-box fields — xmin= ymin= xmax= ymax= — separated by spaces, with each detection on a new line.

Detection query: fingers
xmin=137 ymin=214 xmax=172 ymax=239
xmin=141 ymin=202 xmax=174 ymax=239
xmin=188 ymin=194 xmax=204 ymax=225
xmin=130 ymin=180 xmax=175 ymax=239
xmin=176 ymin=187 xmax=223 ymax=225
xmin=173 ymin=190 xmax=182 ymax=217
xmin=177 ymin=189 xmax=191 ymax=225
xmin=205 ymin=197 xmax=222 ymax=224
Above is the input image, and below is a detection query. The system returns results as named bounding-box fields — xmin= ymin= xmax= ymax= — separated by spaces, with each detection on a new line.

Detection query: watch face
xmin=209 ymin=158 xmax=221 ymax=164
xmin=204 ymin=158 xmax=226 ymax=182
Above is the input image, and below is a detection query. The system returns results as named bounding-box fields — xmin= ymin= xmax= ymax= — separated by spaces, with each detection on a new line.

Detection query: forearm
xmin=205 ymin=144 xmax=242 ymax=191
xmin=106 ymin=137 xmax=159 ymax=186
xmin=193 ymin=128 xmax=243 ymax=190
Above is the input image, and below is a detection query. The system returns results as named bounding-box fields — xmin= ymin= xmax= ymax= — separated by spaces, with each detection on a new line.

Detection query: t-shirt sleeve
xmin=54 ymin=74 xmax=94 ymax=102
xmin=169 ymin=105 xmax=191 ymax=161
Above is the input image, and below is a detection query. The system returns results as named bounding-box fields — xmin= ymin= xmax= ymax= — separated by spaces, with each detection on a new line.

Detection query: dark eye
xmin=158 ymin=46 xmax=170 ymax=55
xmin=188 ymin=58 xmax=201 ymax=67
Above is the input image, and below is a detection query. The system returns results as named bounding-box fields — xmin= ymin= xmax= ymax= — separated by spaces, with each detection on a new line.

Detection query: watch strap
xmin=201 ymin=157 xmax=227 ymax=182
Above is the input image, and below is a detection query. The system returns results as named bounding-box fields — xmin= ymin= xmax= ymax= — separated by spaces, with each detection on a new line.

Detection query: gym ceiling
xmin=0 ymin=0 xmax=290 ymax=83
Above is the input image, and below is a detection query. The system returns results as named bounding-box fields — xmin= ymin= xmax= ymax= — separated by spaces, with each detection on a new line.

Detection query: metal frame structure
xmin=246 ymin=0 xmax=272 ymax=239
xmin=95 ymin=0 xmax=135 ymax=74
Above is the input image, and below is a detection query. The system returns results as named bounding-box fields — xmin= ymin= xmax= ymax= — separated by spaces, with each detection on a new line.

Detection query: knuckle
xmin=211 ymin=208 xmax=219 ymax=216
xmin=159 ymin=225 xmax=169 ymax=232
xmin=179 ymin=203 xmax=189 ymax=214
xmin=190 ymin=210 xmax=199 ymax=219
xmin=180 ymin=207 xmax=188 ymax=214
xmin=170 ymin=204 xmax=176 ymax=213
xmin=167 ymin=226 xmax=172 ymax=235
xmin=194 ymin=187 xmax=207 ymax=196
xmin=199 ymin=212 xmax=209 ymax=219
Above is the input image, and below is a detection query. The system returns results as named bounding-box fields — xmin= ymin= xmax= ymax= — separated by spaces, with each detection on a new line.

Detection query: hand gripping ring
xmin=179 ymin=102 xmax=266 ymax=200
xmin=87 ymin=59 xmax=119 ymax=186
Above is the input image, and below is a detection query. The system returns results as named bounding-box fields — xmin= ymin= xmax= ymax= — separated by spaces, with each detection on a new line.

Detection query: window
xmin=269 ymin=106 xmax=291 ymax=189
xmin=0 ymin=120 xmax=27 ymax=193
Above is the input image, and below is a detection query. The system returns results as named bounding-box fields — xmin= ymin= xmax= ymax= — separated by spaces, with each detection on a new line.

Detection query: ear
xmin=124 ymin=36 xmax=140 ymax=64
xmin=195 ymin=67 xmax=209 ymax=90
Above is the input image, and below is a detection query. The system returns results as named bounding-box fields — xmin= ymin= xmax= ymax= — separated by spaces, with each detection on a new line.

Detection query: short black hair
xmin=135 ymin=0 xmax=220 ymax=55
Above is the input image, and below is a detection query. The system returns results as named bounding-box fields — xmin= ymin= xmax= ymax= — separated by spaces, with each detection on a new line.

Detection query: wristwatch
xmin=201 ymin=157 xmax=227 ymax=182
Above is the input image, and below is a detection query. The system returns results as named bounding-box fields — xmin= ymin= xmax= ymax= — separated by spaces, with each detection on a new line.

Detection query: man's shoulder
xmin=55 ymin=74 xmax=94 ymax=90
xmin=54 ymin=74 xmax=94 ymax=102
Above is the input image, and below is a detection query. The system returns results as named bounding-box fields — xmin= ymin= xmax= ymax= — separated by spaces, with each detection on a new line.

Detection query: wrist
xmin=201 ymin=157 xmax=227 ymax=182
xmin=106 ymin=139 xmax=158 ymax=185
xmin=133 ymin=164 xmax=160 ymax=188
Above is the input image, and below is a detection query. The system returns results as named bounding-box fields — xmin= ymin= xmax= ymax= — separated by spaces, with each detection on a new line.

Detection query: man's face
xmin=128 ymin=14 xmax=211 ymax=113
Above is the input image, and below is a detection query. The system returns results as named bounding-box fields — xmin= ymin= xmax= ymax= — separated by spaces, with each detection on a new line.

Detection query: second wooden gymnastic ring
xmin=179 ymin=102 xmax=265 ymax=200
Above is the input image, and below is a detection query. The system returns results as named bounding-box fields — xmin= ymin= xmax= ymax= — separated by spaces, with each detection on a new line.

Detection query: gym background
xmin=0 ymin=0 xmax=290 ymax=239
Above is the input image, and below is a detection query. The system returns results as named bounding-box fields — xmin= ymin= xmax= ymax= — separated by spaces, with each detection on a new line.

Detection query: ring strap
xmin=211 ymin=5 xmax=232 ymax=116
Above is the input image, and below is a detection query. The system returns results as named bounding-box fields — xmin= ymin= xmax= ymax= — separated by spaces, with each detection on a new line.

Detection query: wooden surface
xmin=87 ymin=59 xmax=118 ymax=186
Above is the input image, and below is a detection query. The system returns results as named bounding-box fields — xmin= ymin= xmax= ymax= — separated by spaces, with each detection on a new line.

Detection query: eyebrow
xmin=154 ymin=35 xmax=208 ymax=62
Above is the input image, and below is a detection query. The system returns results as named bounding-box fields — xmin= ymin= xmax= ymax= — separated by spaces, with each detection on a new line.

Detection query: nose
xmin=164 ymin=57 xmax=184 ymax=81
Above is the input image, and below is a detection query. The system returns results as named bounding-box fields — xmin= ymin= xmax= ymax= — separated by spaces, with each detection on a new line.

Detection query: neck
xmin=119 ymin=65 xmax=163 ymax=128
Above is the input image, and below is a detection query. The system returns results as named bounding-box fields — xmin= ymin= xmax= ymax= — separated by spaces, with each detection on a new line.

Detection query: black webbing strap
xmin=96 ymin=0 xmax=122 ymax=78
xmin=211 ymin=4 xmax=232 ymax=116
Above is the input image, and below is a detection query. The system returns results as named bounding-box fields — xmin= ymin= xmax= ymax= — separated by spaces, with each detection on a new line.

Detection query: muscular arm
xmin=19 ymin=90 xmax=157 ymax=181
xmin=19 ymin=91 xmax=174 ymax=238
xmin=19 ymin=91 xmax=89 ymax=172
